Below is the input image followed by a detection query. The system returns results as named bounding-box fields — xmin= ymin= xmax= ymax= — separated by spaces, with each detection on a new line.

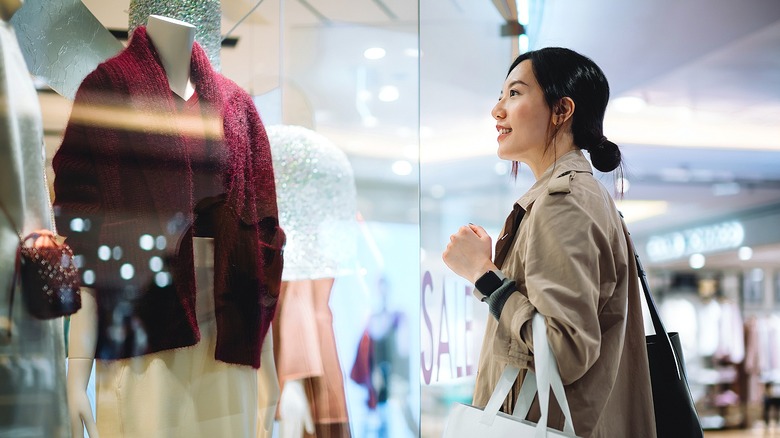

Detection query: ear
xmin=551 ymin=97 xmax=575 ymax=126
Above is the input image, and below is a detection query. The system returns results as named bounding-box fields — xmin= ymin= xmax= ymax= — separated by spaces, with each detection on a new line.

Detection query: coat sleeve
xmin=492 ymin=192 xmax=610 ymax=385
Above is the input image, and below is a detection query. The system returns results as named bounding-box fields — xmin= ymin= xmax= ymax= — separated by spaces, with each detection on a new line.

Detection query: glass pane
xmin=419 ymin=2 xmax=513 ymax=436
xmin=278 ymin=1 xmax=420 ymax=436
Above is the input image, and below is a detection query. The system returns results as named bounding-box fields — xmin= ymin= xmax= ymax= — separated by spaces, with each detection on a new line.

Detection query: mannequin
xmin=1 ymin=0 xmax=69 ymax=435
xmin=267 ymin=125 xmax=357 ymax=438
xmin=146 ymin=15 xmax=195 ymax=100
xmin=60 ymin=15 xmax=281 ymax=438
xmin=128 ymin=0 xmax=222 ymax=70
xmin=66 ymin=16 xmax=198 ymax=436
xmin=67 ymin=16 xmax=194 ymax=437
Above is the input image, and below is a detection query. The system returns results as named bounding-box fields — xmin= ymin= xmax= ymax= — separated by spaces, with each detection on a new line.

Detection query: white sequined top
xmin=267 ymin=125 xmax=358 ymax=281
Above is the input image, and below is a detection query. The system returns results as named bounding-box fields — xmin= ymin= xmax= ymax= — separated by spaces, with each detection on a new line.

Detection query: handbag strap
xmin=481 ymin=313 xmax=576 ymax=436
xmin=513 ymin=313 xmax=576 ymax=436
xmin=480 ymin=364 xmax=521 ymax=425
xmin=619 ymin=215 xmax=682 ymax=380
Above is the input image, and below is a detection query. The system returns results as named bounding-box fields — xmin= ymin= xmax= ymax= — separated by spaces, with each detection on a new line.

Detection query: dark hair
xmin=507 ymin=47 xmax=621 ymax=173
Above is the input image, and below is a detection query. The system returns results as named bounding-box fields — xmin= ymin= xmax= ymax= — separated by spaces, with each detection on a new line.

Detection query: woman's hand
xmin=442 ymin=224 xmax=496 ymax=284
xmin=26 ymin=229 xmax=58 ymax=248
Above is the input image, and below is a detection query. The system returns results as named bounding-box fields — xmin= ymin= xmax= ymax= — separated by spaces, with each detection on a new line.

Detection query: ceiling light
xmin=420 ymin=126 xmax=435 ymax=139
xmin=615 ymin=177 xmax=630 ymax=193
xmin=738 ymin=246 xmax=753 ymax=261
xmin=364 ymin=47 xmax=386 ymax=60
xmin=403 ymin=144 xmax=418 ymax=160
xmin=519 ymin=34 xmax=529 ymax=53
xmin=378 ymin=86 xmax=399 ymax=102
xmin=611 ymin=96 xmax=646 ymax=113
xmin=689 ymin=253 xmax=705 ymax=270
xmin=392 ymin=160 xmax=413 ymax=176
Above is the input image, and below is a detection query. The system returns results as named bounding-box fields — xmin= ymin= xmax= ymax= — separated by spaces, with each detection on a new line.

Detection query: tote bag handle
xmin=480 ymin=313 xmax=576 ymax=437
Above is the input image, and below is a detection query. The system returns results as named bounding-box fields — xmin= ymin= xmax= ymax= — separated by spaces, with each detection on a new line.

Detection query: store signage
xmin=420 ymin=270 xmax=483 ymax=385
xmin=645 ymin=220 xmax=745 ymax=262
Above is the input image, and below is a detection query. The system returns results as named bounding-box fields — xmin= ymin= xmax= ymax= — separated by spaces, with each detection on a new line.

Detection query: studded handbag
xmin=0 ymin=202 xmax=81 ymax=327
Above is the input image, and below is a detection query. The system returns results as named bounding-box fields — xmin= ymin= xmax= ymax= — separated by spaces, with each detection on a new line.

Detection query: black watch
xmin=475 ymin=270 xmax=505 ymax=297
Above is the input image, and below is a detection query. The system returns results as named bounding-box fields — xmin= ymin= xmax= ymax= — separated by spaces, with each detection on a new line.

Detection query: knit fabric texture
xmin=52 ymin=26 xmax=283 ymax=368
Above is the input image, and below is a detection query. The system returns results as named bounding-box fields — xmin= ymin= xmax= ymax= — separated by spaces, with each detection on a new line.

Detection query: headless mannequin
xmin=66 ymin=15 xmax=277 ymax=437
xmin=66 ymin=16 xmax=196 ymax=437
xmin=1 ymin=0 xmax=53 ymax=250
xmin=146 ymin=15 xmax=195 ymax=101
xmin=268 ymin=125 xmax=354 ymax=438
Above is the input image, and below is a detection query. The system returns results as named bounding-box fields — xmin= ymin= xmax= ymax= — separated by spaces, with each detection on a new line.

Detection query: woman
xmin=442 ymin=47 xmax=656 ymax=437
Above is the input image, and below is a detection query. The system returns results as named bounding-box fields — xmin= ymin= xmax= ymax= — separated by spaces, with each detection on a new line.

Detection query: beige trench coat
xmin=473 ymin=150 xmax=656 ymax=437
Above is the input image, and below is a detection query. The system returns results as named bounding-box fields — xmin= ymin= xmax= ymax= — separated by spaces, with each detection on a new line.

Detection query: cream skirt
xmin=95 ymin=237 xmax=258 ymax=438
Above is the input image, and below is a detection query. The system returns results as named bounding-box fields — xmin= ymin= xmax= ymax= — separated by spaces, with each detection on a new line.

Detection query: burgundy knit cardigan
xmin=52 ymin=26 xmax=283 ymax=368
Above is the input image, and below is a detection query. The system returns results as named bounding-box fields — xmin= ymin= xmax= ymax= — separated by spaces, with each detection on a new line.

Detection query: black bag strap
xmin=620 ymin=213 xmax=683 ymax=380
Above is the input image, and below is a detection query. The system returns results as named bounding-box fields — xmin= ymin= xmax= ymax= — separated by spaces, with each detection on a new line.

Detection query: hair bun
xmin=587 ymin=137 xmax=621 ymax=172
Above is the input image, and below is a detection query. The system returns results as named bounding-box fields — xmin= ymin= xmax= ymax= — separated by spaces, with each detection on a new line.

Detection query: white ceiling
xmin=34 ymin=1 xmax=780 ymax=267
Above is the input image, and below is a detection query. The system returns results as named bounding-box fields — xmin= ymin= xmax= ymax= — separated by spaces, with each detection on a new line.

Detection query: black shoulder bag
xmin=634 ymin=247 xmax=704 ymax=437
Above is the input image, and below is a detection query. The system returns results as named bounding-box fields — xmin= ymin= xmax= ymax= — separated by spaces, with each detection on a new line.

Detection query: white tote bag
xmin=442 ymin=313 xmax=580 ymax=437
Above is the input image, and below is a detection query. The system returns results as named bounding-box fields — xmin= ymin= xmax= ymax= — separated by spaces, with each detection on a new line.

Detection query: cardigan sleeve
xmin=230 ymin=88 xmax=285 ymax=293
xmin=52 ymin=82 xmax=105 ymax=275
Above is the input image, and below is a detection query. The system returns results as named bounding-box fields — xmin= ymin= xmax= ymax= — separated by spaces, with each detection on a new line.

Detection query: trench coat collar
xmin=517 ymin=149 xmax=593 ymax=210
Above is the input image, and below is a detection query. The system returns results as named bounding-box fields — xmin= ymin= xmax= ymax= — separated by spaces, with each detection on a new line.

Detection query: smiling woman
xmin=442 ymin=47 xmax=656 ymax=438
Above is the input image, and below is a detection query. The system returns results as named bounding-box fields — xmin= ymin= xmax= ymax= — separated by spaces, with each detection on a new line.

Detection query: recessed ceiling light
xmin=420 ymin=126 xmax=435 ymax=138
xmin=378 ymin=85 xmax=399 ymax=102
xmin=403 ymin=48 xmax=419 ymax=58
xmin=403 ymin=144 xmax=417 ymax=160
xmin=615 ymin=177 xmax=631 ymax=193
xmin=392 ymin=160 xmax=413 ymax=176
xmin=364 ymin=47 xmax=386 ymax=60
xmin=518 ymin=34 xmax=529 ymax=53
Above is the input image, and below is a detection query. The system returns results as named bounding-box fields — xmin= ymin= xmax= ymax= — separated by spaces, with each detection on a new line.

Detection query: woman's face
xmin=491 ymin=60 xmax=553 ymax=162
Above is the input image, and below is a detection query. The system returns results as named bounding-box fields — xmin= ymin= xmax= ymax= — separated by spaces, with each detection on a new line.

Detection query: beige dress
xmin=95 ymin=237 xmax=258 ymax=438
xmin=273 ymin=278 xmax=351 ymax=437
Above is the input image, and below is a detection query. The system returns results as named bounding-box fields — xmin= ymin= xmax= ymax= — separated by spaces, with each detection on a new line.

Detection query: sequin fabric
xmin=267 ymin=125 xmax=358 ymax=281
xmin=128 ymin=0 xmax=221 ymax=69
